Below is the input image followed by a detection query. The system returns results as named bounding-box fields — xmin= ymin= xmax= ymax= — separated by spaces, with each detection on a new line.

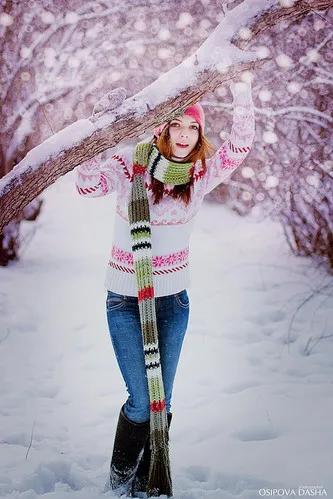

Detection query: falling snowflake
xmin=276 ymin=54 xmax=293 ymax=68
xmin=241 ymin=167 xmax=255 ymax=179
xmin=258 ymin=90 xmax=272 ymax=102
xmin=41 ymin=11 xmax=55 ymax=25
xmin=64 ymin=12 xmax=79 ymax=24
xmin=287 ymin=82 xmax=302 ymax=94
xmin=263 ymin=131 xmax=278 ymax=144
xmin=0 ymin=13 xmax=13 ymax=26
xmin=265 ymin=176 xmax=279 ymax=188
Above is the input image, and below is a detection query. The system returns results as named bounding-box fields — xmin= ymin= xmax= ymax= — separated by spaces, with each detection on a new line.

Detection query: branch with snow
xmin=0 ymin=0 xmax=332 ymax=232
xmin=204 ymin=101 xmax=333 ymax=126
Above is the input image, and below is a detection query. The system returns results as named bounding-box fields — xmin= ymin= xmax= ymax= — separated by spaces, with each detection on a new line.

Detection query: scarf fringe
xmin=147 ymin=445 xmax=173 ymax=497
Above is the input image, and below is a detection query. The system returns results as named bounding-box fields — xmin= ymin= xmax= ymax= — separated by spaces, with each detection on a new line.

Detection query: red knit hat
xmin=153 ymin=103 xmax=205 ymax=137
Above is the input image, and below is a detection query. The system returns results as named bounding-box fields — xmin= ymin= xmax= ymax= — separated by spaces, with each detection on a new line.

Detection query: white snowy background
xmin=1 ymin=170 xmax=333 ymax=499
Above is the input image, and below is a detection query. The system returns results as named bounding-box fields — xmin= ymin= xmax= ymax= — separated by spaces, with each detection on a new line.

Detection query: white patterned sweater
xmin=75 ymin=83 xmax=255 ymax=297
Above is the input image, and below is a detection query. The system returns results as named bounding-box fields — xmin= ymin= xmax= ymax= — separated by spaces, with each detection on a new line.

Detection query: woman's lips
xmin=176 ymin=143 xmax=189 ymax=148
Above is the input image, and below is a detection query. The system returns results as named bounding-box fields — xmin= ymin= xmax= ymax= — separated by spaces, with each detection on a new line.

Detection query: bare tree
xmin=208 ymin=8 xmax=333 ymax=271
xmin=0 ymin=0 xmax=168 ymax=264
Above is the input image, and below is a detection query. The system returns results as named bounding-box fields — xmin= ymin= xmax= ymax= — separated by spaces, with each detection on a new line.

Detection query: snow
xmin=258 ymin=90 xmax=272 ymax=103
xmin=1 ymin=172 xmax=333 ymax=498
xmin=40 ymin=11 xmax=56 ymax=26
xmin=275 ymin=54 xmax=293 ymax=69
xmin=262 ymin=131 xmax=278 ymax=144
xmin=0 ymin=13 xmax=14 ymax=27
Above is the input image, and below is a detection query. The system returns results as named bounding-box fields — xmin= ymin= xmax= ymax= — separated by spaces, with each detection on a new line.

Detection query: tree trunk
xmin=0 ymin=0 xmax=332 ymax=232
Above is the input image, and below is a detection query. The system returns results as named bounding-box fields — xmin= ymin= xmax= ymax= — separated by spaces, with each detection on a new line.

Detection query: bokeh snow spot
xmin=259 ymin=89 xmax=272 ymax=102
xmin=176 ymin=12 xmax=193 ymax=29
xmin=20 ymin=47 xmax=32 ymax=59
xmin=256 ymin=192 xmax=265 ymax=201
xmin=242 ymin=191 xmax=252 ymax=201
xmin=306 ymin=175 xmax=321 ymax=188
xmin=276 ymin=54 xmax=293 ymax=68
xmin=255 ymin=45 xmax=271 ymax=58
xmin=64 ymin=12 xmax=79 ymax=24
xmin=41 ymin=10 xmax=55 ymax=25
xmin=263 ymin=131 xmax=278 ymax=144
xmin=241 ymin=71 xmax=254 ymax=83
xmin=158 ymin=48 xmax=172 ymax=60
xmin=306 ymin=49 xmax=320 ymax=63
xmin=265 ymin=175 xmax=279 ymax=189
xmin=241 ymin=166 xmax=255 ymax=179
xmin=158 ymin=28 xmax=171 ymax=41
xmin=279 ymin=0 xmax=295 ymax=7
xmin=134 ymin=19 xmax=146 ymax=32
xmin=238 ymin=27 xmax=252 ymax=40
xmin=287 ymin=81 xmax=302 ymax=94
xmin=314 ymin=19 xmax=325 ymax=31
xmin=0 ymin=13 xmax=13 ymax=26
xmin=21 ymin=72 xmax=31 ymax=82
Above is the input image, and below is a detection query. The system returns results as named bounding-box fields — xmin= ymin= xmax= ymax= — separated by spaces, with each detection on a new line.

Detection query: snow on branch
xmin=205 ymin=101 xmax=333 ymax=126
xmin=0 ymin=0 xmax=332 ymax=232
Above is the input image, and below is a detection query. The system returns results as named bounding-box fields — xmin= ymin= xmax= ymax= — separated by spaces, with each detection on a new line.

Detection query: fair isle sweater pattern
xmin=111 ymin=245 xmax=189 ymax=267
xmin=75 ymin=85 xmax=255 ymax=297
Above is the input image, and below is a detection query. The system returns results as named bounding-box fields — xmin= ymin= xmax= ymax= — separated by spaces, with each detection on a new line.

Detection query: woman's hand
xmin=230 ymin=79 xmax=253 ymax=105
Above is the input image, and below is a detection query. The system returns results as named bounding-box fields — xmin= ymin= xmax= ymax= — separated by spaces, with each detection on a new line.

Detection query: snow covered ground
xmin=1 ymin=171 xmax=332 ymax=499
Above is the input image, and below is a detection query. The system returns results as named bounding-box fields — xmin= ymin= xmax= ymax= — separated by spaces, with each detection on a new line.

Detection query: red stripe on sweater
xmin=112 ymin=154 xmax=132 ymax=180
xmin=150 ymin=399 xmax=166 ymax=412
xmin=138 ymin=286 xmax=155 ymax=301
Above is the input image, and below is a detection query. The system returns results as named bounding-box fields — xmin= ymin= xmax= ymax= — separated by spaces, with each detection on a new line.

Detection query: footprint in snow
xmin=245 ymin=309 xmax=286 ymax=326
xmin=222 ymin=380 xmax=261 ymax=394
xmin=232 ymin=425 xmax=279 ymax=442
xmin=181 ymin=466 xmax=274 ymax=495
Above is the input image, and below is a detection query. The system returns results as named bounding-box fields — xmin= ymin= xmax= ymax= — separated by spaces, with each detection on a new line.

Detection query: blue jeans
xmin=106 ymin=290 xmax=190 ymax=423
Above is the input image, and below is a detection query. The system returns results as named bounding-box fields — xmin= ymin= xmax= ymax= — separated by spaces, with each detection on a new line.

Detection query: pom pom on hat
xmin=153 ymin=102 xmax=205 ymax=137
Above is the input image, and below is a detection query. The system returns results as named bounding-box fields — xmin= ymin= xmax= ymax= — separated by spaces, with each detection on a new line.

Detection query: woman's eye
xmin=191 ymin=126 xmax=199 ymax=130
xmin=170 ymin=123 xmax=179 ymax=127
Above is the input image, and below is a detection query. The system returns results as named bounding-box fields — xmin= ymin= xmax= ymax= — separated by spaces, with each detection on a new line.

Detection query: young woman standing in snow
xmin=75 ymin=81 xmax=254 ymax=497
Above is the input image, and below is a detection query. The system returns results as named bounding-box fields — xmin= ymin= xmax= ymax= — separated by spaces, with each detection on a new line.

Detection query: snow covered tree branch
xmin=0 ymin=0 xmax=332 ymax=232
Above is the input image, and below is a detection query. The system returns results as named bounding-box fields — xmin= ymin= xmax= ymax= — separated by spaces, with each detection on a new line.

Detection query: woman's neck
xmin=171 ymin=155 xmax=186 ymax=162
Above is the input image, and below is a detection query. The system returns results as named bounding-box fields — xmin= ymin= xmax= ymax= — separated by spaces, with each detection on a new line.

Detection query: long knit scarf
xmin=128 ymin=141 xmax=193 ymax=497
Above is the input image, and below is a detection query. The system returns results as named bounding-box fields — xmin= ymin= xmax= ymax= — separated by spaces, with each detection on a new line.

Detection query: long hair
xmin=152 ymin=125 xmax=215 ymax=205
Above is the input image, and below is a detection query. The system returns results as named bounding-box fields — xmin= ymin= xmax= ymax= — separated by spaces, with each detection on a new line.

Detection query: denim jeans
xmin=106 ymin=290 xmax=190 ymax=423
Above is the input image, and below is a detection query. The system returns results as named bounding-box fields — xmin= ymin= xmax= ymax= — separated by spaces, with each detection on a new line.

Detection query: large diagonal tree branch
xmin=0 ymin=0 xmax=332 ymax=232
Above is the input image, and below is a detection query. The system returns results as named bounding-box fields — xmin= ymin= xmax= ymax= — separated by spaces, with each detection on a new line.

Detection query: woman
xmin=75 ymin=81 xmax=254 ymax=498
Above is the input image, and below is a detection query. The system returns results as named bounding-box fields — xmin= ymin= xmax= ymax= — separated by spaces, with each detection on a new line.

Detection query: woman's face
xmin=168 ymin=115 xmax=200 ymax=160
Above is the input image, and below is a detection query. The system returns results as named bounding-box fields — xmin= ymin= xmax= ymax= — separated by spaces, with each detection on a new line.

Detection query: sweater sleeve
xmin=74 ymin=147 xmax=133 ymax=198
xmin=203 ymin=82 xmax=255 ymax=194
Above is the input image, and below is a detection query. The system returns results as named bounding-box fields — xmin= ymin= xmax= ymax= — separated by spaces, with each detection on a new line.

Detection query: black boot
xmin=109 ymin=406 xmax=149 ymax=496
xmin=131 ymin=412 xmax=172 ymax=497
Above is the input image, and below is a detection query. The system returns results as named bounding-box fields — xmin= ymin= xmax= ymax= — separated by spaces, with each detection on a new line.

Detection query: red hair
xmin=152 ymin=125 xmax=215 ymax=205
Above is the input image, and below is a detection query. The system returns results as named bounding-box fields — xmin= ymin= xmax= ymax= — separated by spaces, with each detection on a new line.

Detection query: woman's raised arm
xmin=203 ymin=81 xmax=255 ymax=194
xmin=74 ymin=147 xmax=134 ymax=198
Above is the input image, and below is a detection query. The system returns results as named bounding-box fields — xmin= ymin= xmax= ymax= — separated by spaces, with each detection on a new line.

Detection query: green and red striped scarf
xmin=128 ymin=140 xmax=193 ymax=497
